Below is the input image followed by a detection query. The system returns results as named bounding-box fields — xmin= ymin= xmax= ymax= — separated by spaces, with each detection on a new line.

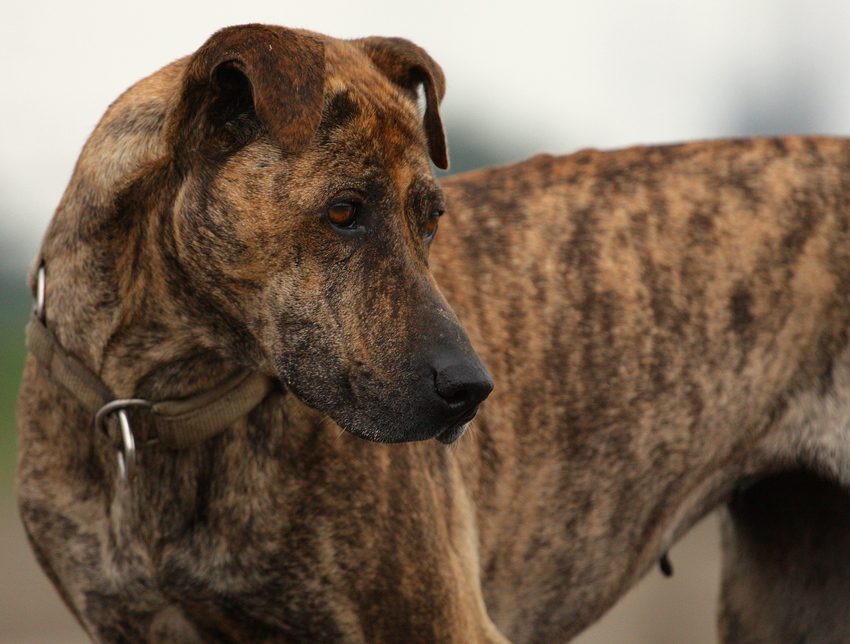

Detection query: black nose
xmin=434 ymin=361 xmax=494 ymax=418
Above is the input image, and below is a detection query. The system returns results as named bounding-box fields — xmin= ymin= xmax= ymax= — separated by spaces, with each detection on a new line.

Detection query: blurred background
xmin=3 ymin=0 xmax=850 ymax=641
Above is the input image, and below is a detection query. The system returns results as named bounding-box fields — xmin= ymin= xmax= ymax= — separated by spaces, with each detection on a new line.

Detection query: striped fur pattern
xmin=17 ymin=22 xmax=850 ymax=644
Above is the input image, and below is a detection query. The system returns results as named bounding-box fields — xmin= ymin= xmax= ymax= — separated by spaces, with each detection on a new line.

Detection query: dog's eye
xmin=425 ymin=209 xmax=443 ymax=239
xmin=327 ymin=202 xmax=359 ymax=228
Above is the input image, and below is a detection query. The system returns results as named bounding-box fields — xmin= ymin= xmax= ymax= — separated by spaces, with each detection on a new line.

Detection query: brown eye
xmin=425 ymin=209 xmax=443 ymax=238
xmin=327 ymin=202 xmax=359 ymax=228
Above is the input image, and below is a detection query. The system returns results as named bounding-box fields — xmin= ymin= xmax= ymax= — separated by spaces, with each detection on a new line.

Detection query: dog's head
xmin=43 ymin=24 xmax=491 ymax=444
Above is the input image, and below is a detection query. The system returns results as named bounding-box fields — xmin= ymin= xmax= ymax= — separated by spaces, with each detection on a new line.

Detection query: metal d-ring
xmin=115 ymin=410 xmax=136 ymax=483
xmin=94 ymin=399 xmax=152 ymax=483
xmin=35 ymin=264 xmax=46 ymax=322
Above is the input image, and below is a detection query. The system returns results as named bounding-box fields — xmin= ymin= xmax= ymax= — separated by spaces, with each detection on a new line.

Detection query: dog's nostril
xmin=434 ymin=364 xmax=494 ymax=411
xmin=437 ymin=380 xmax=490 ymax=407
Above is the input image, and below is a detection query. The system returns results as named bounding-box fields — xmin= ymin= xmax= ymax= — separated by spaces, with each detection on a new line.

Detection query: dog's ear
xmin=355 ymin=37 xmax=448 ymax=170
xmin=167 ymin=24 xmax=325 ymax=168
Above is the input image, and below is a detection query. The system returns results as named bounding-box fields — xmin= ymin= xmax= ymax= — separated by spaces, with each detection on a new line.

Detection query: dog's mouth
xmin=434 ymin=406 xmax=480 ymax=445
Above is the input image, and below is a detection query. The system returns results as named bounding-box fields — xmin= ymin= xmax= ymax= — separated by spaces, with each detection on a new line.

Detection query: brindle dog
xmin=17 ymin=24 xmax=500 ymax=643
xmin=17 ymin=22 xmax=850 ymax=644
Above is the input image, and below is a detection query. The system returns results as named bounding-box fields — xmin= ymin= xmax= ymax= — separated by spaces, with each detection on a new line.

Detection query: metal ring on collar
xmin=94 ymin=399 xmax=152 ymax=483
xmin=35 ymin=264 xmax=46 ymax=322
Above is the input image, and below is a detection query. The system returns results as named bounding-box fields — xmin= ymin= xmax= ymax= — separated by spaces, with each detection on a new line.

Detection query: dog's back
xmin=434 ymin=138 xmax=850 ymax=641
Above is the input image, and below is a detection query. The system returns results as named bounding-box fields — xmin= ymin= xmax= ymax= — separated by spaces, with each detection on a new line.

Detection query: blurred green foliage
xmin=0 ymin=273 xmax=30 ymax=501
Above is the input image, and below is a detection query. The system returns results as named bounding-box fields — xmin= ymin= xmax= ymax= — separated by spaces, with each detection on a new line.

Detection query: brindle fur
xmin=16 ymin=23 xmax=850 ymax=644
xmin=436 ymin=143 xmax=850 ymax=642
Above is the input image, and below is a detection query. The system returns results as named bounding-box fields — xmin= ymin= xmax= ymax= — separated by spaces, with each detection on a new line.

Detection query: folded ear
xmin=354 ymin=37 xmax=448 ymax=170
xmin=167 ymin=24 xmax=325 ymax=168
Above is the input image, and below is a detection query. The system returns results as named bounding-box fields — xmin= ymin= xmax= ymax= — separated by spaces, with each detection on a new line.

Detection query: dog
xmin=17 ymin=22 xmax=850 ymax=644
xmin=17 ymin=24 xmax=502 ymax=643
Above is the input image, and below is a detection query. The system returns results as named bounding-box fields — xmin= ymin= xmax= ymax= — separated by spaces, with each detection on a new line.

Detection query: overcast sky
xmin=4 ymin=0 xmax=850 ymax=272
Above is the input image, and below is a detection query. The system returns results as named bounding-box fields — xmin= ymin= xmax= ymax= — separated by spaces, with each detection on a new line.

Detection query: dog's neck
xmin=34 ymin=61 xmax=272 ymax=401
xmin=35 ymin=255 xmax=247 ymax=405
xmin=38 ymin=181 xmax=265 ymax=404
xmin=33 ymin=60 xmax=196 ymax=394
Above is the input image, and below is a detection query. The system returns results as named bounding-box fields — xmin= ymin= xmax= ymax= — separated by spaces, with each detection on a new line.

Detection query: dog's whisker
xmin=316 ymin=413 xmax=338 ymax=431
xmin=316 ymin=414 xmax=347 ymax=440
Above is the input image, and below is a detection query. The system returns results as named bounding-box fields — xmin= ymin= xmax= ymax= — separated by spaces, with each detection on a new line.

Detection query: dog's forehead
xmin=284 ymin=37 xmax=436 ymax=192
xmin=319 ymin=37 xmax=424 ymax=133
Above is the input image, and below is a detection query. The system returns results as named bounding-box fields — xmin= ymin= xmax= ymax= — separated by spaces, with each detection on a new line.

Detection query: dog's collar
xmin=26 ymin=265 xmax=275 ymax=482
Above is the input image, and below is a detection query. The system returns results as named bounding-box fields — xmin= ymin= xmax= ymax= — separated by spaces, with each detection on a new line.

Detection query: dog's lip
xmin=434 ymin=406 xmax=479 ymax=444
xmin=435 ymin=422 xmax=469 ymax=445
xmin=453 ymin=404 xmax=480 ymax=426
